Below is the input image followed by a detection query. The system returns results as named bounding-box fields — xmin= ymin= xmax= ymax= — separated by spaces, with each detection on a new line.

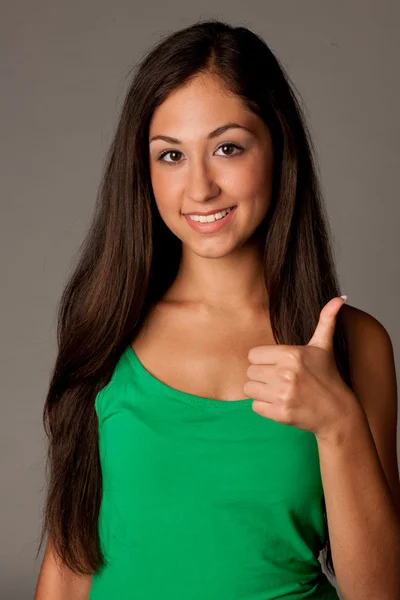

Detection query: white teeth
xmin=188 ymin=206 xmax=233 ymax=223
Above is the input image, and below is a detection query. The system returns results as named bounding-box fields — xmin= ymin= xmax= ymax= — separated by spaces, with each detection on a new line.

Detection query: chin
xmin=183 ymin=237 xmax=241 ymax=259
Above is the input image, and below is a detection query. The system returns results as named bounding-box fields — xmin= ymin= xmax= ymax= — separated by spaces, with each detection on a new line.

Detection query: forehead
xmin=149 ymin=75 xmax=256 ymax=138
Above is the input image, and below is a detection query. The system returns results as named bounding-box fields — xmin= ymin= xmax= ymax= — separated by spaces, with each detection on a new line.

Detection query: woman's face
xmin=148 ymin=74 xmax=274 ymax=259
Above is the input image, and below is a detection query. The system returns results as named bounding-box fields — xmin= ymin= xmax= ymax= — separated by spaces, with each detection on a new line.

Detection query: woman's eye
xmin=157 ymin=150 xmax=183 ymax=164
xmin=215 ymin=143 xmax=243 ymax=157
xmin=156 ymin=143 xmax=243 ymax=165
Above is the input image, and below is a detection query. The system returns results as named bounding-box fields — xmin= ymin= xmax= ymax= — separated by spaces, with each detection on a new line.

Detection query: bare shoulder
xmin=340 ymin=302 xmax=393 ymax=349
xmin=34 ymin=537 xmax=92 ymax=600
xmin=340 ymin=303 xmax=400 ymax=513
xmin=339 ymin=302 xmax=396 ymax=407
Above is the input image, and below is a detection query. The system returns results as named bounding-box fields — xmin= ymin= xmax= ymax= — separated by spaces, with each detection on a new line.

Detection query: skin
xmin=136 ymin=72 xmax=279 ymax=402
xmin=148 ymin=72 xmax=274 ymax=315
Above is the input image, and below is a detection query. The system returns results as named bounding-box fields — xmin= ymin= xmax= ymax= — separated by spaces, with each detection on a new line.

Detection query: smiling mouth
xmin=183 ymin=205 xmax=237 ymax=217
xmin=186 ymin=205 xmax=237 ymax=224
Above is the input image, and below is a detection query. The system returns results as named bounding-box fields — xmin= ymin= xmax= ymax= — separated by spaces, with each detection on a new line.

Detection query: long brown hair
xmin=37 ymin=18 xmax=351 ymax=579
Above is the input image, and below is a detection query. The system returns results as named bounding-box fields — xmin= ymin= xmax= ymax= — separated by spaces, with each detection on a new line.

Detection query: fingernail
xmin=340 ymin=295 xmax=347 ymax=303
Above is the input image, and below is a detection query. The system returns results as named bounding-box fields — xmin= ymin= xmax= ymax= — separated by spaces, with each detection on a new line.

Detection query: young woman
xmin=34 ymin=19 xmax=400 ymax=600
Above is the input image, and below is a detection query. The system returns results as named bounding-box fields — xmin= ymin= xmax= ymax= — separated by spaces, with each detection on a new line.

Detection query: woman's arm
xmin=34 ymin=537 xmax=92 ymax=600
xmin=318 ymin=306 xmax=400 ymax=599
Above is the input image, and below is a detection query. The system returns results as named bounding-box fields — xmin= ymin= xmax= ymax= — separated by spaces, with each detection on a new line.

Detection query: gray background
xmin=1 ymin=1 xmax=399 ymax=598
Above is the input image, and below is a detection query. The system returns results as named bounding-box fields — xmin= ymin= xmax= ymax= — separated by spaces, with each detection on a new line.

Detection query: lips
xmin=184 ymin=204 xmax=237 ymax=233
xmin=184 ymin=205 xmax=236 ymax=217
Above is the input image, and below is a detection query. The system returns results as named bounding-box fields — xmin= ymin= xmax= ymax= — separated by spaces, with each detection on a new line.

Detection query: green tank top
xmin=89 ymin=343 xmax=340 ymax=599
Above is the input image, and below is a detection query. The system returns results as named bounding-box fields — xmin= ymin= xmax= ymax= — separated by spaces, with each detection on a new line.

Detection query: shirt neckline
xmin=125 ymin=344 xmax=254 ymax=410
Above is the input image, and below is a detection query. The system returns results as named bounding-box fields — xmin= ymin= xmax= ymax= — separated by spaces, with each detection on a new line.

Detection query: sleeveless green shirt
xmin=89 ymin=344 xmax=340 ymax=599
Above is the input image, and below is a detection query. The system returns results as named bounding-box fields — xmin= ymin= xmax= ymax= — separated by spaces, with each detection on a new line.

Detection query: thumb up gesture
xmin=244 ymin=296 xmax=360 ymax=444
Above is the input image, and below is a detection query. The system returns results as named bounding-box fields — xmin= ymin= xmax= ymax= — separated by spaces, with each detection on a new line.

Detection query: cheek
xmin=234 ymin=161 xmax=273 ymax=220
xmin=250 ymin=148 xmax=274 ymax=193
xmin=231 ymin=145 xmax=274 ymax=195
xmin=151 ymin=165 xmax=176 ymax=186
xmin=150 ymin=169 xmax=181 ymax=216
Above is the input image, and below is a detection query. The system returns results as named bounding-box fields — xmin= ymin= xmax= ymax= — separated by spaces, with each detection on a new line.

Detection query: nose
xmin=185 ymin=158 xmax=220 ymax=204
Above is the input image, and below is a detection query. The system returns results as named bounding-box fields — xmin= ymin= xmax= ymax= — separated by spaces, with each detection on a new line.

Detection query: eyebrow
xmin=149 ymin=122 xmax=254 ymax=144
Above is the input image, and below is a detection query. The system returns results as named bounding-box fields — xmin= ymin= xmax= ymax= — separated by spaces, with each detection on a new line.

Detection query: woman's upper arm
xmin=341 ymin=303 xmax=400 ymax=514
xmin=34 ymin=537 xmax=92 ymax=600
